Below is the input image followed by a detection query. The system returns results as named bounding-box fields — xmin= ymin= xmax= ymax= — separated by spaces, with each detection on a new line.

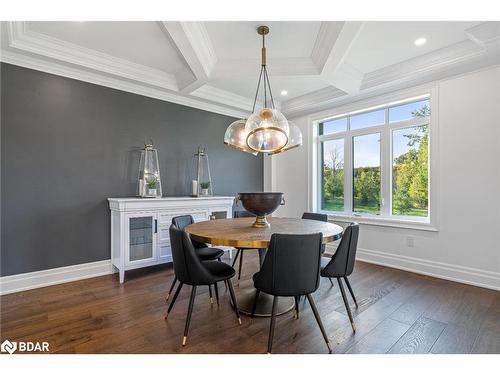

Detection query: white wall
xmin=269 ymin=66 xmax=500 ymax=290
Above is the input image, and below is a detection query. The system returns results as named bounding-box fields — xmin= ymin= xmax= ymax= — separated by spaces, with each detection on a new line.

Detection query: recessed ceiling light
xmin=414 ymin=37 xmax=427 ymax=46
xmin=280 ymin=90 xmax=288 ymax=96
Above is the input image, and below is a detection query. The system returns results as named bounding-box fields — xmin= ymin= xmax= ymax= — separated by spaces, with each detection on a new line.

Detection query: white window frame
xmin=309 ymin=85 xmax=439 ymax=231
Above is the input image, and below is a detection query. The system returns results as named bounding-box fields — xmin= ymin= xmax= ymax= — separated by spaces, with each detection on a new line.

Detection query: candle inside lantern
xmin=192 ymin=180 xmax=198 ymax=196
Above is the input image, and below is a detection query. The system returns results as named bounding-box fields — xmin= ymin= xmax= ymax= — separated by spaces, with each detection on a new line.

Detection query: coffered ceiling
xmin=1 ymin=21 xmax=499 ymax=118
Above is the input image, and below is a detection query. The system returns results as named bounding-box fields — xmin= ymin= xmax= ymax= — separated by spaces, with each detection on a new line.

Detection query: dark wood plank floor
xmin=1 ymin=250 xmax=499 ymax=354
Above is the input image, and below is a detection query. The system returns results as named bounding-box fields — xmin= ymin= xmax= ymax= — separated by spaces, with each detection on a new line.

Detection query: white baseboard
xmin=357 ymin=248 xmax=500 ymax=291
xmin=0 ymin=248 xmax=235 ymax=296
xmin=0 ymin=260 xmax=115 ymax=295
xmin=2 ymin=248 xmax=498 ymax=296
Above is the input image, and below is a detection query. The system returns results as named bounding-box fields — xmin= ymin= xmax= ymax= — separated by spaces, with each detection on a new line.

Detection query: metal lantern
xmin=191 ymin=147 xmax=213 ymax=197
xmin=137 ymin=142 xmax=162 ymax=198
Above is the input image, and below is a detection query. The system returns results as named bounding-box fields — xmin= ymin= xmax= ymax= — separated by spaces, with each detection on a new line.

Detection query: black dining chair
xmin=166 ymin=215 xmax=226 ymax=305
xmin=320 ymin=223 xmax=359 ymax=332
xmin=302 ymin=212 xmax=329 ymax=254
xmin=231 ymin=210 xmax=256 ymax=283
xmin=251 ymin=233 xmax=332 ymax=354
xmin=165 ymin=224 xmax=241 ymax=346
xmin=302 ymin=212 xmax=328 ymax=222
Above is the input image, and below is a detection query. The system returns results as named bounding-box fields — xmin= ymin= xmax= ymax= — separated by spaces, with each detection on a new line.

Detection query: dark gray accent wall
xmin=0 ymin=63 xmax=263 ymax=276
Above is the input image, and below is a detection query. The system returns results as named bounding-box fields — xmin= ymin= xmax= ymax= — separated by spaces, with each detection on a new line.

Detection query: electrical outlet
xmin=406 ymin=235 xmax=415 ymax=247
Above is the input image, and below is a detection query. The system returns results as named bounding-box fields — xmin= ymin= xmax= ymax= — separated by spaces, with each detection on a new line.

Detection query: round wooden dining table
xmin=186 ymin=217 xmax=343 ymax=317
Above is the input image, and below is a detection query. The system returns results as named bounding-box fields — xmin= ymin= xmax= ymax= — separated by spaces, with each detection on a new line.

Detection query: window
xmin=321 ymin=139 xmax=344 ymax=211
xmin=392 ymin=125 xmax=429 ymax=217
xmin=317 ymin=96 xmax=431 ymax=222
xmin=350 ymin=109 xmax=385 ymax=130
xmin=320 ymin=117 xmax=347 ymax=135
xmin=353 ymin=133 xmax=381 ymax=215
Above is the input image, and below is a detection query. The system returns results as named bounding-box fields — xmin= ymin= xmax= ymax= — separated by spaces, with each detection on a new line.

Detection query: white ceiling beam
xmin=465 ymin=22 xmax=500 ymax=50
xmin=159 ymin=21 xmax=217 ymax=94
xmin=311 ymin=21 xmax=365 ymax=94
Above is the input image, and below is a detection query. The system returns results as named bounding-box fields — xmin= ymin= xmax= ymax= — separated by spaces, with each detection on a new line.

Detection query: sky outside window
xmin=389 ymin=99 xmax=430 ymax=123
xmin=350 ymin=109 xmax=385 ymax=130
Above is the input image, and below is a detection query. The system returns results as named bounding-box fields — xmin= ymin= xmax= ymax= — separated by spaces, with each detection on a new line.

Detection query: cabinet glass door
xmin=129 ymin=216 xmax=155 ymax=263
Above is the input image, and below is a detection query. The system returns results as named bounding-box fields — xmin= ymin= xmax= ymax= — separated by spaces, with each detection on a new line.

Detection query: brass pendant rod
xmin=261 ymin=33 xmax=266 ymax=66
xmin=253 ymin=25 xmax=273 ymax=111
xmin=262 ymin=30 xmax=267 ymax=107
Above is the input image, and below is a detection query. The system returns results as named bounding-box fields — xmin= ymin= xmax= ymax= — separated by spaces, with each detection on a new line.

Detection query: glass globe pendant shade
xmin=245 ymin=108 xmax=290 ymax=153
xmin=268 ymin=122 xmax=303 ymax=155
xmin=223 ymin=119 xmax=258 ymax=156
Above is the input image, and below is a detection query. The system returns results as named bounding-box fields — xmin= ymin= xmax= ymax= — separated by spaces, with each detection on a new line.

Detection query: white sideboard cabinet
xmin=108 ymin=196 xmax=234 ymax=283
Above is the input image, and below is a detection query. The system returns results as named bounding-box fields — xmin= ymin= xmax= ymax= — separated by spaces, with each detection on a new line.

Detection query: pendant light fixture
xmin=223 ymin=119 xmax=258 ymax=155
xmin=267 ymin=121 xmax=303 ymax=155
xmin=223 ymin=25 xmax=302 ymax=155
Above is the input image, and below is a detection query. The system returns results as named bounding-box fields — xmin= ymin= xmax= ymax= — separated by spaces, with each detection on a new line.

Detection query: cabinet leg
xmin=119 ymin=269 xmax=125 ymax=284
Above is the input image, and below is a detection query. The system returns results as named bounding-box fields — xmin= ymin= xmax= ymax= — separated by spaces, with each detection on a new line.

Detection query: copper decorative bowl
xmin=237 ymin=192 xmax=285 ymax=228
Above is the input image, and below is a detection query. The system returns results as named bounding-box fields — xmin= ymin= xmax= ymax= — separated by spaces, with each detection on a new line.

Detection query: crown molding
xmin=4 ymin=21 xmax=498 ymax=122
xmin=361 ymin=39 xmax=487 ymax=90
xmin=191 ymin=84 xmax=264 ymax=112
xmin=281 ymin=86 xmax=347 ymax=115
xmin=0 ymin=49 xmax=249 ymax=119
xmin=284 ymin=62 xmax=500 ymax=120
xmin=282 ymin=33 xmax=499 ymax=118
xmin=7 ymin=21 xmax=179 ymax=91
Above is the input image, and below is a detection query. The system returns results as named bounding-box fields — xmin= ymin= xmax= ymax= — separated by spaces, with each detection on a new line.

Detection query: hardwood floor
xmin=1 ymin=251 xmax=499 ymax=354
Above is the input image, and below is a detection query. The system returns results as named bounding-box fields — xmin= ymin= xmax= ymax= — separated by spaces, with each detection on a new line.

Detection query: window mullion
xmin=344 ymin=134 xmax=353 ymax=215
xmin=380 ymin=112 xmax=391 ymax=218
xmin=316 ymin=139 xmax=322 ymax=212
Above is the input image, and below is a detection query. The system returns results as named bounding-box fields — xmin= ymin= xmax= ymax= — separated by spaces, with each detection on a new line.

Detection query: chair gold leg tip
xmin=238 ymin=318 xmax=242 ymax=325
xmin=182 ymin=336 xmax=187 ymax=346
xmin=210 ymin=297 xmax=214 ymax=304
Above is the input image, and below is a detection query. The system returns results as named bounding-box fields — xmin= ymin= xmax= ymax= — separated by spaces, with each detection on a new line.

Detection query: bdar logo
xmin=1 ymin=339 xmax=17 ymax=354
xmin=1 ymin=339 xmax=49 ymax=354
